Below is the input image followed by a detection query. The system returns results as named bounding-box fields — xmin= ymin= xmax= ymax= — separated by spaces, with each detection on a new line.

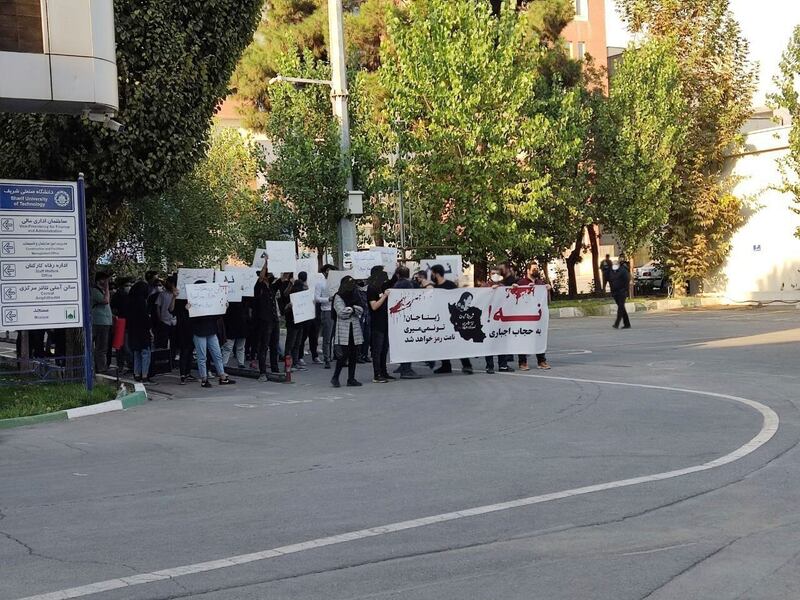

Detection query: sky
xmin=604 ymin=0 xmax=800 ymax=107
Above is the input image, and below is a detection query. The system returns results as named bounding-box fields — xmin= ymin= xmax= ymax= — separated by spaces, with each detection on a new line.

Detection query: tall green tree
xmin=770 ymin=24 xmax=800 ymax=239
xmin=381 ymin=0 xmax=561 ymax=266
xmin=0 ymin=0 xmax=263 ymax=260
xmin=617 ymin=0 xmax=756 ymax=287
xmin=596 ymin=38 xmax=688 ymax=259
xmin=265 ymin=52 xmax=349 ymax=258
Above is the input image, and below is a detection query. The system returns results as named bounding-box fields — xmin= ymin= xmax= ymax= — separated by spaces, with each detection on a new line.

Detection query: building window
xmin=0 ymin=0 xmax=44 ymax=53
xmin=575 ymin=0 xmax=589 ymax=20
xmin=577 ymin=42 xmax=586 ymax=60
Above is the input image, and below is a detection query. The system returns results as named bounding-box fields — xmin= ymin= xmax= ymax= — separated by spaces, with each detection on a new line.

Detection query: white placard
xmin=177 ymin=268 xmax=215 ymax=299
xmin=186 ymin=283 xmax=228 ymax=317
xmin=325 ymin=270 xmax=352 ymax=297
xmin=214 ymin=270 xmax=243 ymax=303
xmin=252 ymin=248 xmax=267 ymax=270
xmin=352 ymin=250 xmax=383 ymax=279
xmin=388 ymin=286 xmax=549 ymax=363
xmin=374 ymin=247 xmax=399 ymax=273
xmin=290 ymin=289 xmax=315 ymax=324
xmin=224 ymin=266 xmax=259 ymax=298
xmin=296 ymin=255 xmax=319 ymax=278
xmin=0 ymin=180 xmax=86 ymax=331
xmin=266 ymin=240 xmax=297 ymax=275
xmin=435 ymin=255 xmax=463 ymax=282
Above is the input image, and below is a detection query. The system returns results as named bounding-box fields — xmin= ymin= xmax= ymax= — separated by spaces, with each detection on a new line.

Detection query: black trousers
xmin=440 ymin=358 xmax=472 ymax=370
xmin=613 ymin=293 xmax=631 ymax=328
xmin=256 ymin=320 xmax=279 ymax=374
xmin=285 ymin=323 xmax=305 ymax=363
xmin=178 ymin=336 xmax=194 ymax=377
xmin=302 ymin=316 xmax=320 ymax=360
xmin=371 ymin=329 xmax=389 ymax=378
xmin=334 ymin=331 xmax=358 ymax=382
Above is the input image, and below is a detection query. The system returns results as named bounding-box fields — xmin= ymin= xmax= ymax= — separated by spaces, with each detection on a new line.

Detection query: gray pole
xmin=397 ymin=141 xmax=406 ymax=250
xmin=328 ymin=0 xmax=358 ymax=266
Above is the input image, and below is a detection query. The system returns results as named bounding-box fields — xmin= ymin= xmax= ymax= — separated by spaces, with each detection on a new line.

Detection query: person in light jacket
xmin=331 ymin=276 xmax=364 ymax=388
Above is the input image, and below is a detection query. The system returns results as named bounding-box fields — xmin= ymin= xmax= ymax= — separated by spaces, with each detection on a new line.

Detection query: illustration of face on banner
xmin=387 ymin=286 xmax=549 ymax=363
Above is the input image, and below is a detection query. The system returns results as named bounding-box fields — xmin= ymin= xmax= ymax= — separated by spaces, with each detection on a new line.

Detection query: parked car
xmin=634 ymin=262 xmax=670 ymax=295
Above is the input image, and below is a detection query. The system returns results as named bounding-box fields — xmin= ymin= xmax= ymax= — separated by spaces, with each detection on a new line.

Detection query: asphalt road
xmin=2 ymin=306 xmax=800 ymax=600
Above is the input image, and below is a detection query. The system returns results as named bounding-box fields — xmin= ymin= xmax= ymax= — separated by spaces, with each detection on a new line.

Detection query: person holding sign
xmin=331 ymin=276 xmax=364 ymax=387
xmin=283 ymin=272 xmax=309 ymax=371
xmin=431 ymin=265 xmax=474 ymax=375
xmin=367 ymin=265 xmax=392 ymax=383
xmin=187 ymin=280 xmax=236 ymax=388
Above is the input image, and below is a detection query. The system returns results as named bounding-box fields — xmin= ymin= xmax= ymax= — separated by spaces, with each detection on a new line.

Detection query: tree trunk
xmin=473 ymin=259 xmax=487 ymax=286
xmin=565 ymin=226 xmax=585 ymax=297
xmin=372 ymin=214 xmax=384 ymax=246
xmin=589 ymin=224 xmax=602 ymax=293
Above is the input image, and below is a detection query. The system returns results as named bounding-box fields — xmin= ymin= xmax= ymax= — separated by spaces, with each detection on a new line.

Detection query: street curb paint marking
xmin=0 ymin=390 xmax=148 ymax=430
xmin=13 ymin=375 xmax=779 ymax=600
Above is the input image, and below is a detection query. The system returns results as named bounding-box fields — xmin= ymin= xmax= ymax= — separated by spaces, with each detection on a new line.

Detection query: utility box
xmin=347 ymin=190 xmax=364 ymax=215
xmin=0 ymin=0 xmax=118 ymax=115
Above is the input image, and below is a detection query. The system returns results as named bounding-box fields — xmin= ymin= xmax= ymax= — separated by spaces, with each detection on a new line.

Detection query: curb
xmin=551 ymin=297 xmax=724 ymax=319
xmin=0 ymin=385 xmax=148 ymax=430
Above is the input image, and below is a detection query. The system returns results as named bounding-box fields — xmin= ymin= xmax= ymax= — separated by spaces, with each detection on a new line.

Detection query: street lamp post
xmin=269 ymin=0 xmax=361 ymax=267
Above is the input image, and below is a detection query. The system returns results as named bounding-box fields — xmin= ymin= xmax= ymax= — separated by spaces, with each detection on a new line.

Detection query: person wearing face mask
xmin=489 ymin=263 xmax=518 ymax=373
xmin=367 ymin=265 xmax=393 ymax=383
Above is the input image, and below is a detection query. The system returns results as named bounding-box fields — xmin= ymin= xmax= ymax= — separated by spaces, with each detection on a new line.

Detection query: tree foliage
xmin=596 ymin=38 xmax=688 ymax=258
xmin=617 ymin=0 xmax=756 ymax=284
xmin=770 ymin=24 xmax=800 ymax=239
xmin=264 ymin=52 xmax=349 ymax=257
xmin=0 ymin=0 xmax=263 ymax=260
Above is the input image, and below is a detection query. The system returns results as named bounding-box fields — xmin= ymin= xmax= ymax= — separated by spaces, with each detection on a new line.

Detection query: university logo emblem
xmin=54 ymin=190 xmax=71 ymax=207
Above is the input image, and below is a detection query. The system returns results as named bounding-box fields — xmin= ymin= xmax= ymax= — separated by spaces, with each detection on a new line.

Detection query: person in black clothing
xmin=393 ymin=266 xmax=422 ymax=379
xmin=126 ymin=281 xmax=157 ymax=384
xmin=170 ymin=294 xmax=197 ymax=385
xmin=331 ymin=276 xmax=365 ymax=387
xmin=110 ymin=277 xmax=133 ymax=373
xmin=254 ymin=264 xmax=280 ymax=382
xmin=431 ymin=264 xmax=473 ymax=375
xmin=284 ymin=272 xmax=309 ymax=370
xmin=611 ymin=258 xmax=632 ymax=329
xmin=367 ymin=265 xmax=392 ymax=383
xmin=600 ymin=254 xmax=613 ymax=292
xmin=221 ymin=300 xmax=248 ymax=369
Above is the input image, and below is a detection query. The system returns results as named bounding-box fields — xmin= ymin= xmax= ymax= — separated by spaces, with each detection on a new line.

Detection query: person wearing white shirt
xmin=315 ymin=264 xmax=336 ymax=368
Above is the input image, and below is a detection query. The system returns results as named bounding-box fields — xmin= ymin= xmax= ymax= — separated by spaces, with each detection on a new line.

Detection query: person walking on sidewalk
xmin=611 ymin=258 xmax=632 ymax=330
xmin=331 ymin=276 xmax=364 ymax=388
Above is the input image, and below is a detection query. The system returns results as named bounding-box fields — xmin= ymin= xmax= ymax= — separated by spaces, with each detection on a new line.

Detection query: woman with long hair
xmin=125 ymin=281 xmax=157 ymax=384
xmin=331 ymin=276 xmax=364 ymax=387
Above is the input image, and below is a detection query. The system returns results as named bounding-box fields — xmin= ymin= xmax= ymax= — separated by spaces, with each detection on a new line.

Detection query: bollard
xmin=284 ymin=354 xmax=293 ymax=383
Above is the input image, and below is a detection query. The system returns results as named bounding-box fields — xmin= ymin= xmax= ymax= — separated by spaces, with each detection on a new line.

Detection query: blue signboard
xmin=0 ymin=183 xmax=75 ymax=212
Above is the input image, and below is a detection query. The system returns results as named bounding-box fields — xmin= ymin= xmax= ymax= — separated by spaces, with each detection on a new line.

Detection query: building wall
xmin=0 ymin=0 xmax=45 ymax=53
xmin=562 ymin=0 xmax=608 ymax=78
xmin=708 ymin=126 xmax=800 ymax=302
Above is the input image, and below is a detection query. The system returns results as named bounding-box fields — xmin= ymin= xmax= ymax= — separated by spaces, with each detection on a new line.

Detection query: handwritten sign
xmin=290 ymin=289 xmax=315 ymax=324
xmin=388 ymin=286 xmax=549 ymax=363
xmin=186 ymin=283 xmax=227 ymax=317
xmin=435 ymin=255 xmax=463 ymax=282
xmin=252 ymin=248 xmax=267 ymax=270
xmin=214 ymin=270 xmax=243 ymax=303
xmin=224 ymin=266 xmax=259 ymax=298
xmin=374 ymin=247 xmax=399 ymax=274
xmin=352 ymin=251 xmax=382 ymax=279
xmin=296 ymin=255 xmax=319 ymax=278
xmin=266 ymin=240 xmax=297 ymax=275
xmin=325 ymin=270 xmax=352 ymax=297
xmin=177 ymin=268 xmax=214 ymax=299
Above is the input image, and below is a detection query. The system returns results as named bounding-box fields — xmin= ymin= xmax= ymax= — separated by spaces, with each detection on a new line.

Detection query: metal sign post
xmin=77 ymin=174 xmax=94 ymax=392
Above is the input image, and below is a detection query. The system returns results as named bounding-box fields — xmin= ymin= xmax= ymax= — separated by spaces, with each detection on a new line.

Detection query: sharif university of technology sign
xmin=0 ymin=180 xmax=86 ymax=331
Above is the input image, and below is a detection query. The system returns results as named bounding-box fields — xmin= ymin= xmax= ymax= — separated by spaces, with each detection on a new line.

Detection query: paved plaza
xmin=2 ymin=307 xmax=800 ymax=600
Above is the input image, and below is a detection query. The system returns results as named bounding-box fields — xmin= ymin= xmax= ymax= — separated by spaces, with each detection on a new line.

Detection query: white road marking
xmin=15 ymin=375 xmax=779 ymax=600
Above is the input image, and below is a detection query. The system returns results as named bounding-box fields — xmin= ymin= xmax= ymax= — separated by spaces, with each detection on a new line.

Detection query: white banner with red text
xmin=388 ymin=286 xmax=549 ymax=363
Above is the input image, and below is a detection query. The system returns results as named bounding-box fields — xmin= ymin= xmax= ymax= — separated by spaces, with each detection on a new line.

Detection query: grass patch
xmin=0 ymin=382 xmax=117 ymax=420
xmin=550 ymin=295 xmax=663 ymax=310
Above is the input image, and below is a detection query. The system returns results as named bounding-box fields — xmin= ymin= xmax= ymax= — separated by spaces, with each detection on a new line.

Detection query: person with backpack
xmin=331 ymin=276 xmax=364 ymax=387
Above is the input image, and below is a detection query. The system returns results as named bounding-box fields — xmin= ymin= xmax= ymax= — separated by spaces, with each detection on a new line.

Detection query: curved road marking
xmin=16 ymin=375 xmax=779 ymax=600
